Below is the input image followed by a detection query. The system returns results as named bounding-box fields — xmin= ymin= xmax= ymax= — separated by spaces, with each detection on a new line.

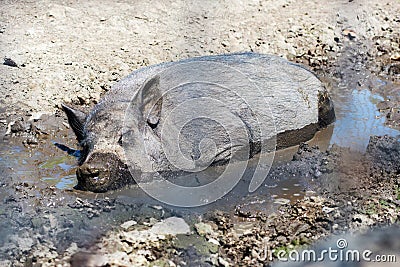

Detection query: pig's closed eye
xmin=147 ymin=115 xmax=159 ymax=129
xmin=118 ymin=130 xmax=135 ymax=146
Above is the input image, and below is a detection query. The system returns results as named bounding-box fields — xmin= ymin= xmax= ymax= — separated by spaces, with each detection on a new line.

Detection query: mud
xmin=54 ymin=138 xmax=399 ymax=267
xmin=1 ymin=0 xmax=400 ymax=266
xmin=0 ymin=114 xmax=399 ymax=266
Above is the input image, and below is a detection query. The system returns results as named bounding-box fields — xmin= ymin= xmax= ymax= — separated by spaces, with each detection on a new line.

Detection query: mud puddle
xmin=0 ymin=134 xmax=77 ymax=191
xmin=330 ymin=84 xmax=400 ymax=152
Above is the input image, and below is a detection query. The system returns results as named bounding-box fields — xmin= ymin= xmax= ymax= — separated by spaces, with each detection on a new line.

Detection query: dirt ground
xmin=1 ymin=0 xmax=400 ymax=266
xmin=1 ymin=0 xmax=399 ymax=114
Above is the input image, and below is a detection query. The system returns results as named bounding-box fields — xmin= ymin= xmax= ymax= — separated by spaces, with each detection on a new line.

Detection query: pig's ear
xmin=139 ymin=75 xmax=162 ymax=129
xmin=61 ymin=104 xmax=87 ymax=142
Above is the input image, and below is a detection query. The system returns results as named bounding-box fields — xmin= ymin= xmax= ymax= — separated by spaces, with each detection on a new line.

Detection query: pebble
xmin=208 ymin=237 xmax=220 ymax=246
xmin=149 ymin=217 xmax=190 ymax=235
xmin=122 ymin=230 xmax=161 ymax=245
xmin=3 ymin=57 xmax=18 ymax=68
xmin=232 ymin=222 xmax=254 ymax=237
xmin=342 ymin=28 xmax=357 ymax=40
xmin=120 ymin=220 xmax=137 ymax=230
xmin=195 ymin=222 xmax=214 ymax=236
xmin=9 ymin=120 xmax=24 ymax=133
xmin=274 ymin=198 xmax=290 ymax=205
xmin=218 ymin=257 xmax=230 ymax=267
xmin=322 ymin=207 xmax=335 ymax=214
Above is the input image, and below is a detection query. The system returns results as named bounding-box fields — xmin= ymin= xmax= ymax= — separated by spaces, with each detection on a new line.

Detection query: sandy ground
xmin=1 ymin=0 xmax=399 ymax=115
xmin=1 ymin=0 xmax=400 ymax=266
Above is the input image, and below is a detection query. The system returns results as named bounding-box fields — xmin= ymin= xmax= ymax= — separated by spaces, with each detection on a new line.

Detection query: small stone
xmin=322 ymin=207 xmax=335 ymax=213
xmin=276 ymin=235 xmax=287 ymax=243
xmin=381 ymin=24 xmax=390 ymax=31
xmin=351 ymin=214 xmax=374 ymax=228
xmin=305 ymin=190 xmax=316 ymax=196
xmin=10 ymin=121 xmax=24 ymax=133
xmin=25 ymin=137 xmax=38 ymax=145
xmin=150 ymin=217 xmax=190 ymax=235
xmin=218 ymin=257 xmax=230 ymax=267
xmin=390 ymin=52 xmax=400 ymax=61
xmin=342 ymin=28 xmax=357 ymax=40
xmin=62 ymin=122 xmax=70 ymax=128
xmin=195 ymin=222 xmax=214 ymax=236
xmin=149 ymin=217 xmax=158 ymax=226
xmin=296 ymin=224 xmax=310 ymax=234
xmin=388 ymin=64 xmax=400 ymax=75
xmin=65 ymin=242 xmax=79 ymax=255
xmin=122 ymin=230 xmax=159 ymax=245
xmin=377 ymin=101 xmax=391 ymax=111
xmin=208 ymin=242 xmax=219 ymax=254
xmin=221 ymin=41 xmax=229 ymax=47
xmin=120 ymin=242 xmax=133 ymax=254
xmin=274 ymin=198 xmax=290 ymax=205
xmin=120 ymin=220 xmax=137 ymax=230
xmin=208 ymin=238 xmax=220 ymax=246
xmin=232 ymin=222 xmax=254 ymax=237
xmin=206 ymin=254 xmax=219 ymax=266
xmin=3 ymin=57 xmax=18 ymax=67
xmin=28 ymin=112 xmax=45 ymax=122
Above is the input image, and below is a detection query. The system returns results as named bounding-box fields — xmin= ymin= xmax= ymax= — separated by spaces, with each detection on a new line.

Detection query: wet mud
xmin=0 ymin=100 xmax=399 ymax=266
xmin=1 ymin=0 xmax=400 ymax=266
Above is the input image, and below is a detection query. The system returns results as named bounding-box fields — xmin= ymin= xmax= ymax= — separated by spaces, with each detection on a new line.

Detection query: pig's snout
xmin=77 ymin=164 xmax=103 ymax=180
xmin=75 ymin=152 xmax=133 ymax=192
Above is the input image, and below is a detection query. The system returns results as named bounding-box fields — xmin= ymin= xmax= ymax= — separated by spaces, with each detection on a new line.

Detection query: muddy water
xmin=330 ymin=86 xmax=400 ymax=152
xmin=0 ymin=136 xmax=77 ymax=190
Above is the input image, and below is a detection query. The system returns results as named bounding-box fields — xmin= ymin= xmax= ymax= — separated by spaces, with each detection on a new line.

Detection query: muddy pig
xmin=58 ymin=52 xmax=335 ymax=192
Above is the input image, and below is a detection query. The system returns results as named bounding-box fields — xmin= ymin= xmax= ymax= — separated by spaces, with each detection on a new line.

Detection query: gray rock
xmin=149 ymin=217 xmax=190 ymax=235
xmin=120 ymin=220 xmax=137 ymax=230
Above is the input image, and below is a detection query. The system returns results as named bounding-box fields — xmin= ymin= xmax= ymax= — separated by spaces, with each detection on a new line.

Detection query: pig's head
xmin=61 ymin=103 xmax=134 ymax=192
xmin=60 ymin=76 xmax=163 ymax=192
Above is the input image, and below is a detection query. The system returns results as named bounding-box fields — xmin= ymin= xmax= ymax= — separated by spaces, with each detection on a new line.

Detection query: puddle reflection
xmin=331 ymin=89 xmax=399 ymax=152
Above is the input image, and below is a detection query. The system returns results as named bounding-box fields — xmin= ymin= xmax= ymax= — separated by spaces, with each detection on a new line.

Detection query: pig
xmin=59 ymin=52 xmax=335 ymax=192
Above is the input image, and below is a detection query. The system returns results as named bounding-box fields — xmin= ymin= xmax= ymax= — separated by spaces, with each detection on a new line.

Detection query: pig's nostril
xmin=78 ymin=165 xmax=101 ymax=178
xmin=88 ymin=168 xmax=99 ymax=175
